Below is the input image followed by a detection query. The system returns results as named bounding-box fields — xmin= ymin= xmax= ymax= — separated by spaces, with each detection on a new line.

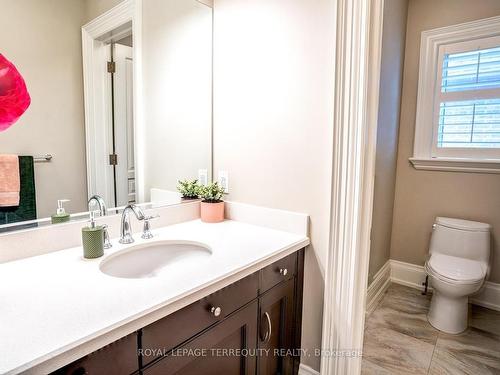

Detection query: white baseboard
xmin=366 ymin=261 xmax=391 ymax=315
xmin=388 ymin=259 xmax=500 ymax=312
xmin=390 ymin=259 xmax=428 ymax=290
xmin=470 ymin=281 xmax=500 ymax=311
xmin=299 ymin=363 xmax=320 ymax=375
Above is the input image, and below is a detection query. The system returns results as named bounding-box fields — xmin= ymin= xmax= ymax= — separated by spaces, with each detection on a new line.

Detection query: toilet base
xmin=427 ymin=291 xmax=468 ymax=334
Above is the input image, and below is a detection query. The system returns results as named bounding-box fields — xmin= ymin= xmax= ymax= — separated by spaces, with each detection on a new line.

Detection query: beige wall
xmin=84 ymin=0 xmax=124 ymax=24
xmin=142 ymin=0 xmax=212 ymax=199
xmin=368 ymin=0 xmax=408 ymax=284
xmin=213 ymin=0 xmax=335 ymax=370
xmin=0 ymin=0 xmax=88 ymax=218
xmin=391 ymin=0 xmax=500 ymax=283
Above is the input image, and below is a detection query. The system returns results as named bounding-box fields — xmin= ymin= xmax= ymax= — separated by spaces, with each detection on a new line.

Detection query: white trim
xmin=321 ymin=0 xmax=384 ymax=374
xmin=82 ymin=0 xmax=144 ymax=205
xmin=409 ymin=157 xmax=500 ymax=174
xmin=471 ymin=281 xmax=500 ymax=311
xmin=390 ymin=259 xmax=428 ymax=290
xmin=412 ymin=15 xmax=500 ymax=170
xmin=389 ymin=259 xmax=500 ymax=312
xmin=366 ymin=261 xmax=391 ymax=315
xmin=132 ymin=0 xmax=145 ymax=203
xmin=298 ymin=363 xmax=320 ymax=375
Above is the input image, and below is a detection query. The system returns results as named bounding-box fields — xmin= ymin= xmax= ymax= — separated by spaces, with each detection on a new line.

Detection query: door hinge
xmin=107 ymin=61 xmax=116 ymax=73
xmin=109 ymin=154 xmax=118 ymax=166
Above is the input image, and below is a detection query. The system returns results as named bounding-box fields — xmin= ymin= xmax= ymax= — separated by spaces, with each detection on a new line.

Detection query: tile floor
xmin=362 ymin=283 xmax=500 ymax=375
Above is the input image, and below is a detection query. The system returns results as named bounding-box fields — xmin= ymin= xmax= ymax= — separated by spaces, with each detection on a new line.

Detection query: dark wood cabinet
xmin=143 ymin=301 xmax=258 ymax=375
xmin=258 ymin=278 xmax=295 ymax=375
xmin=260 ymin=252 xmax=297 ymax=293
xmin=51 ymin=249 xmax=304 ymax=375
xmin=52 ymin=333 xmax=139 ymax=375
xmin=141 ymin=273 xmax=259 ymax=366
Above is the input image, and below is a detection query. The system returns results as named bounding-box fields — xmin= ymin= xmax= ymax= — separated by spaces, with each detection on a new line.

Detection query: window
xmin=411 ymin=16 xmax=500 ymax=173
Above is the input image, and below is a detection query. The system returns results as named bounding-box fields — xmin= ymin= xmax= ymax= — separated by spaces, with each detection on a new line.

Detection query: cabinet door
xmin=258 ymin=278 xmax=295 ymax=375
xmin=143 ymin=301 xmax=258 ymax=375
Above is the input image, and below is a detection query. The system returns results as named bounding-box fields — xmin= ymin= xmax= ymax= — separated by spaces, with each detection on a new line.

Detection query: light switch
xmin=218 ymin=170 xmax=229 ymax=193
xmin=198 ymin=169 xmax=208 ymax=186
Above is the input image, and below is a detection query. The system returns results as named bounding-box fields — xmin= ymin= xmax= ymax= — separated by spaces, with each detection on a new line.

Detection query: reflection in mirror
xmin=0 ymin=0 xmax=213 ymax=233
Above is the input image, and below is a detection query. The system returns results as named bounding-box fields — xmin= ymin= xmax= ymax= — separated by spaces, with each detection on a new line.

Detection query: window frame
xmin=411 ymin=15 xmax=500 ymax=173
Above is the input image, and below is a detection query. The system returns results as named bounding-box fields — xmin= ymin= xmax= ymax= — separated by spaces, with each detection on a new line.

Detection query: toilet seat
xmin=426 ymin=253 xmax=486 ymax=285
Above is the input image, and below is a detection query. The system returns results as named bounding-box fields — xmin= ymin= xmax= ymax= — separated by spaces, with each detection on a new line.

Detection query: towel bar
xmin=34 ymin=154 xmax=52 ymax=162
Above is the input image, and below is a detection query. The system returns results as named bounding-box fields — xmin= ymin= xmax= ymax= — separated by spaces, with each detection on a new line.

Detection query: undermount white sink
xmin=99 ymin=240 xmax=212 ymax=279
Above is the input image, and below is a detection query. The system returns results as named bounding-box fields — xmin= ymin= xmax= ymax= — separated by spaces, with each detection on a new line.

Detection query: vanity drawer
xmin=141 ymin=272 xmax=259 ymax=366
xmin=260 ymin=252 xmax=297 ymax=293
xmin=51 ymin=333 xmax=138 ymax=375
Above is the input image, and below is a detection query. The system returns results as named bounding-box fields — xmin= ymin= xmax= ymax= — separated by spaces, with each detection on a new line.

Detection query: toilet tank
xmin=429 ymin=217 xmax=491 ymax=263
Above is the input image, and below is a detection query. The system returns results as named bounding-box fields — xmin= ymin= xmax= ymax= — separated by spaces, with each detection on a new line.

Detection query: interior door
xmin=112 ymin=43 xmax=135 ymax=206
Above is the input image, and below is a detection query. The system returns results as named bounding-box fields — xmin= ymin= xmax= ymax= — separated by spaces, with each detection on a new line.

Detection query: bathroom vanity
xmin=0 ymin=202 xmax=309 ymax=375
xmin=52 ymin=250 xmax=304 ymax=375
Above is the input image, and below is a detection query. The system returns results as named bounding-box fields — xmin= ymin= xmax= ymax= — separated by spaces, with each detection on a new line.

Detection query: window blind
xmin=438 ymin=46 xmax=500 ymax=149
xmin=441 ymin=46 xmax=500 ymax=92
xmin=438 ymin=99 xmax=500 ymax=148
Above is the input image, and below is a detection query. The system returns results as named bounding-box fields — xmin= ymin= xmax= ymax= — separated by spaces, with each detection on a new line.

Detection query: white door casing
xmin=82 ymin=0 xmax=144 ymax=207
xmin=112 ymin=43 xmax=135 ymax=206
xmin=321 ymin=0 xmax=384 ymax=374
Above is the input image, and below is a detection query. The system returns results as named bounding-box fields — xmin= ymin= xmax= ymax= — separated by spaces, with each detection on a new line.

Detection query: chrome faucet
xmin=119 ymin=204 xmax=145 ymax=244
xmin=88 ymin=195 xmax=107 ymax=217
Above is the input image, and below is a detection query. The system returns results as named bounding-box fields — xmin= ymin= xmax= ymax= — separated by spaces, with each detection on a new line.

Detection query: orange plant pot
xmin=200 ymin=201 xmax=225 ymax=223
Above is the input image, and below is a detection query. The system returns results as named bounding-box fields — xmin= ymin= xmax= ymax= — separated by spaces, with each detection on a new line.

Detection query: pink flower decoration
xmin=0 ymin=54 xmax=31 ymax=131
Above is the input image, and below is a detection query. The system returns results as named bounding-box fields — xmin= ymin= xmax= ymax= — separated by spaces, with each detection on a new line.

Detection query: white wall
xmin=213 ymin=0 xmax=335 ymax=370
xmin=142 ymin=0 xmax=213 ymax=199
xmin=0 ymin=0 xmax=88 ymax=218
xmin=84 ymin=0 xmax=124 ymax=24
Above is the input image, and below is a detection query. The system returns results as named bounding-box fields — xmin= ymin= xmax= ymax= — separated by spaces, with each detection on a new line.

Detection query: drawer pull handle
xmin=261 ymin=312 xmax=272 ymax=343
xmin=210 ymin=306 xmax=222 ymax=317
xmin=279 ymin=268 xmax=288 ymax=276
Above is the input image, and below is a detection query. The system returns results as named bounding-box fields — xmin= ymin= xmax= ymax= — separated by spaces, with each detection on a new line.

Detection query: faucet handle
xmin=142 ymin=214 xmax=159 ymax=239
xmin=102 ymin=224 xmax=112 ymax=249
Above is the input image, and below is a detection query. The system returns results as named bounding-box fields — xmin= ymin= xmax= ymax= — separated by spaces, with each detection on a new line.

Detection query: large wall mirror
xmin=0 ymin=0 xmax=213 ymax=233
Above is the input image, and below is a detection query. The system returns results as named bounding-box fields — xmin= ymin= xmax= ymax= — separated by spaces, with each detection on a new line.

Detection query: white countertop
xmin=0 ymin=219 xmax=309 ymax=374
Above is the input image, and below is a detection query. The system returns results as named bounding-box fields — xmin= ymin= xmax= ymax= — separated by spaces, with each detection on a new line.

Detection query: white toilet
xmin=425 ymin=217 xmax=491 ymax=334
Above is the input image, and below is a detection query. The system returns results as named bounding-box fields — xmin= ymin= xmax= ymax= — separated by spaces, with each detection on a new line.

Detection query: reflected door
xmin=109 ymin=43 xmax=135 ymax=207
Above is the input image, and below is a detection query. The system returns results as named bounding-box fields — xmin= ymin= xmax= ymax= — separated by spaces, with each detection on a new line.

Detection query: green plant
xmin=199 ymin=182 xmax=225 ymax=203
xmin=177 ymin=179 xmax=201 ymax=199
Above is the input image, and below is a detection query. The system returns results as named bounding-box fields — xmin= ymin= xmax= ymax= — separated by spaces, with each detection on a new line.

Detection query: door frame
xmin=82 ymin=0 xmax=144 ymax=207
xmin=321 ymin=0 xmax=384 ymax=374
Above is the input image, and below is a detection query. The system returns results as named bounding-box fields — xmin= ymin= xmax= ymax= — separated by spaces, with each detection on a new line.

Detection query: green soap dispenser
xmin=51 ymin=199 xmax=71 ymax=224
xmin=82 ymin=210 xmax=104 ymax=259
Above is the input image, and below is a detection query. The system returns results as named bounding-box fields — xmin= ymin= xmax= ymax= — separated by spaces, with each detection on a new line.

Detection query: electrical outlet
xmin=218 ymin=170 xmax=229 ymax=193
xmin=198 ymin=169 xmax=208 ymax=186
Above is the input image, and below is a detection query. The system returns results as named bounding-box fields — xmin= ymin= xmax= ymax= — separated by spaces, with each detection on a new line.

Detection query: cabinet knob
xmin=279 ymin=268 xmax=288 ymax=276
xmin=210 ymin=306 xmax=222 ymax=317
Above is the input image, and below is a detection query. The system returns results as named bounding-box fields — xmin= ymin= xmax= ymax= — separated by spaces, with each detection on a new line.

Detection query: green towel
xmin=0 ymin=156 xmax=37 ymax=230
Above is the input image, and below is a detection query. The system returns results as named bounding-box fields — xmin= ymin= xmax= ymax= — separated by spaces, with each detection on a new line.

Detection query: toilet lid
xmin=428 ymin=253 xmax=486 ymax=282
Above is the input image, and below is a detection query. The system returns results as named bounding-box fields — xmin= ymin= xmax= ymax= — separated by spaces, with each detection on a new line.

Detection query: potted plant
xmin=177 ymin=179 xmax=201 ymax=200
xmin=199 ymin=182 xmax=225 ymax=223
